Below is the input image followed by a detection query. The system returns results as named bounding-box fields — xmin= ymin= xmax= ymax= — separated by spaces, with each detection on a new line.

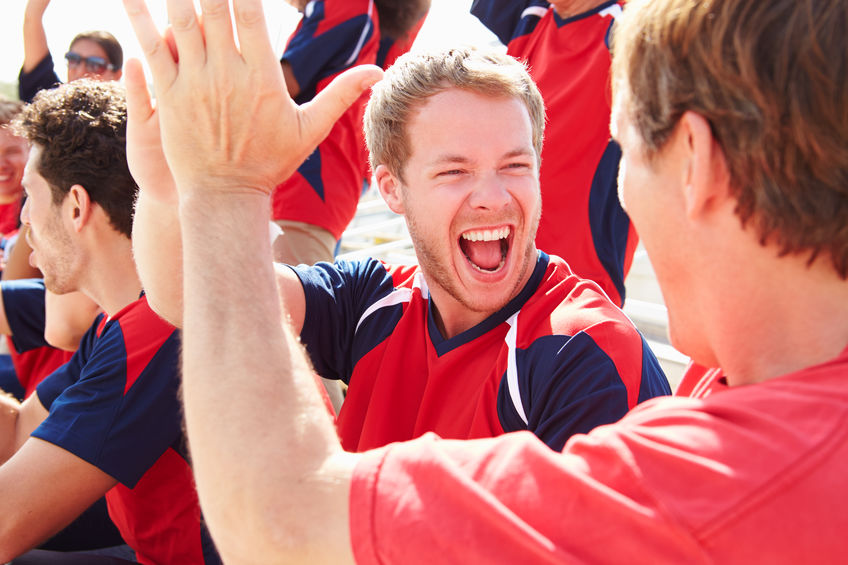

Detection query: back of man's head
xmin=611 ymin=0 xmax=848 ymax=278
xmin=13 ymin=80 xmax=137 ymax=238
xmin=71 ymin=30 xmax=124 ymax=70
xmin=364 ymin=45 xmax=546 ymax=182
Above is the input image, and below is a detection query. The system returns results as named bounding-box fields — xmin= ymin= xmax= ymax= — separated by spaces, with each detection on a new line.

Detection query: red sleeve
xmin=349 ymin=351 xmax=848 ymax=563
xmin=350 ymin=427 xmax=702 ymax=564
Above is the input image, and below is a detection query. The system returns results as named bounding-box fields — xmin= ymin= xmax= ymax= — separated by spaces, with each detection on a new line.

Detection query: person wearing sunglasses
xmin=18 ymin=0 xmax=123 ymax=104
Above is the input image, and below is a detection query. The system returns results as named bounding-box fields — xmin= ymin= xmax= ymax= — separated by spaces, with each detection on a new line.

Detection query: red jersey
xmin=351 ymin=345 xmax=848 ymax=563
xmin=272 ymin=0 xmax=379 ymax=240
xmin=472 ymin=1 xmax=636 ymax=305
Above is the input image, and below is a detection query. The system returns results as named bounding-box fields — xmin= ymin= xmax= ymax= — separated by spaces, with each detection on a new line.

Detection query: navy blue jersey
xmin=2 ymin=278 xmax=50 ymax=353
xmin=18 ymin=53 xmax=62 ymax=103
xmin=33 ymin=295 xmax=219 ymax=564
xmin=295 ymin=253 xmax=670 ymax=452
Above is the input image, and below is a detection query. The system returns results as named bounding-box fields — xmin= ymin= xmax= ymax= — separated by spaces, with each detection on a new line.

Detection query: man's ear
xmin=374 ymin=164 xmax=405 ymax=215
xmin=679 ymin=111 xmax=732 ymax=221
xmin=66 ymin=184 xmax=93 ymax=233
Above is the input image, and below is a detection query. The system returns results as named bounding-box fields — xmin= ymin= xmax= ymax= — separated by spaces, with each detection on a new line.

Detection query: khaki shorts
xmin=272 ymin=220 xmax=337 ymax=266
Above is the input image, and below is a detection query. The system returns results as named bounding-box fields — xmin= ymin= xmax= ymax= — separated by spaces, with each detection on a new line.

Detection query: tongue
xmin=462 ymin=239 xmax=503 ymax=271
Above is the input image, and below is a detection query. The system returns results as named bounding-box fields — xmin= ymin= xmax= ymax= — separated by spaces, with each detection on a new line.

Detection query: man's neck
xmin=78 ymin=237 xmax=144 ymax=317
xmin=708 ymin=255 xmax=848 ymax=386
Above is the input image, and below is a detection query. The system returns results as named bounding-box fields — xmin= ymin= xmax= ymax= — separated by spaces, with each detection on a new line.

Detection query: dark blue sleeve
xmin=35 ymin=317 xmax=99 ymax=409
xmin=2 ymin=278 xmax=50 ymax=353
xmin=293 ymin=259 xmax=395 ymax=384
xmin=498 ymin=332 xmax=637 ymax=451
xmin=283 ymin=0 xmax=375 ymax=103
xmin=32 ymin=321 xmax=183 ymax=488
xmin=18 ymin=52 xmax=62 ymax=103
xmin=470 ymin=0 xmax=538 ymax=45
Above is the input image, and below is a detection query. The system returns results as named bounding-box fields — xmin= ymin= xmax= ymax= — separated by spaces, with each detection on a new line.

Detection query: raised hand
xmin=124 ymin=58 xmax=177 ymax=204
xmin=122 ymin=0 xmax=383 ymax=198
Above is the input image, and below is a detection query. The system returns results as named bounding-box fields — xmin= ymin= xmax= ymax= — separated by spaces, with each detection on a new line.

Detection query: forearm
xmin=132 ymin=188 xmax=184 ymax=326
xmin=2 ymin=227 xmax=42 ymax=281
xmin=179 ymin=190 xmax=353 ymax=563
xmin=22 ymin=0 xmax=51 ymax=73
xmin=0 ymin=391 xmax=21 ymax=464
xmin=44 ymin=291 xmax=100 ymax=351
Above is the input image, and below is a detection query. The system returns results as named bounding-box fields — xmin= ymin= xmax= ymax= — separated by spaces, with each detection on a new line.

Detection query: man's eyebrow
xmin=502 ymin=148 xmax=535 ymax=160
xmin=427 ymin=154 xmax=472 ymax=166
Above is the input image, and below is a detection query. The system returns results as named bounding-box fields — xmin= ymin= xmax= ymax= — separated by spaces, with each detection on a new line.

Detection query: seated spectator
xmin=129 ymin=41 xmax=669 ymax=456
xmin=0 ymin=80 xmax=219 ymax=564
xmin=123 ymin=0 xmax=848 ymax=562
xmin=19 ymin=0 xmax=122 ymax=103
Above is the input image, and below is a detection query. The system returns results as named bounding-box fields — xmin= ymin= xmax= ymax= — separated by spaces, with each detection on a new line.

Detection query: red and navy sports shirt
xmin=33 ymin=296 xmax=220 ymax=565
xmin=272 ymin=0 xmax=379 ymax=240
xmin=0 ymin=278 xmax=73 ymax=399
xmin=294 ymin=253 xmax=670 ymax=452
xmin=472 ymin=0 xmax=636 ymax=306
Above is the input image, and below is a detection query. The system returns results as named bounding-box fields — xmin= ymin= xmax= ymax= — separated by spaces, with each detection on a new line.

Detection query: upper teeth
xmin=461 ymin=227 xmax=510 ymax=242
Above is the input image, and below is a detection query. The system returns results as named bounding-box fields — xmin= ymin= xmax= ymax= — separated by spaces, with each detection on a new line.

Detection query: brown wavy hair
xmin=365 ymin=46 xmax=546 ymax=182
xmin=13 ymin=80 xmax=137 ymax=238
xmin=612 ymin=0 xmax=848 ymax=278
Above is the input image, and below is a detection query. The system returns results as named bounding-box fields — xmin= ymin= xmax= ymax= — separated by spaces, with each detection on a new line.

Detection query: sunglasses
xmin=64 ymin=52 xmax=117 ymax=74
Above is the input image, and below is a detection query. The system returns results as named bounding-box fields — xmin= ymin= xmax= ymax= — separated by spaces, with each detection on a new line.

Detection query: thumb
xmin=299 ymin=65 xmax=383 ymax=148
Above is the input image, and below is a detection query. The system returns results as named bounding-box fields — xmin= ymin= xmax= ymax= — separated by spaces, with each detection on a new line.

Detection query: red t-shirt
xmin=351 ymin=346 xmax=848 ymax=563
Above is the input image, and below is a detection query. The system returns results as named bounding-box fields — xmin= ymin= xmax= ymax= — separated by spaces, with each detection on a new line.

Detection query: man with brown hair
xmin=0 ymin=80 xmax=219 ymax=564
xmin=124 ymin=0 xmax=847 ymax=562
xmin=19 ymin=0 xmax=123 ymax=103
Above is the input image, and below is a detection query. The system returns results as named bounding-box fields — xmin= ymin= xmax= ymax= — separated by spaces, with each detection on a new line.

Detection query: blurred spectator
xmin=271 ymin=0 xmax=430 ymax=266
xmin=19 ymin=0 xmax=123 ymax=103
xmin=0 ymin=97 xmax=27 ymax=251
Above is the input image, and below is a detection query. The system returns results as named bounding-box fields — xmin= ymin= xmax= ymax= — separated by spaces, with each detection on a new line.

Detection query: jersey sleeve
xmin=470 ymin=0 xmax=543 ymax=45
xmin=283 ymin=0 xmax=376 ymax=102
xmin=350 ymin=426 xmax=702 ymax=564
xmin=499 ymin=331 xmax=633 ymax=450
xmin=32 ymin=317 xmax=183 ymax=488
xmin=2 ymin=278 xmax=50 ymax=353
xmin=293 ymin=259 xmax=395 ymax=384
xmin=18 ymin=52 xmax=62 ymax=104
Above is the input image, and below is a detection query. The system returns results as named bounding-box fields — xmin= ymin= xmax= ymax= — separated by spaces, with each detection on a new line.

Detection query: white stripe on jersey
xmin=345 ymin=0 xmax=374 ymax=67
xmin=505 ymin=312 xmax=528 ymax=425
xmin=355 ymin=272 xmax=428 ymax=334
xmin=521 ymin=6 xmax=549 ymax=19
xmin=599 ymin=3 xmax=623 ymax=19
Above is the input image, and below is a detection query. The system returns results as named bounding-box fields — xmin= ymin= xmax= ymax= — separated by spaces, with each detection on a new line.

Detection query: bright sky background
xmin=0 ymin=0 xmax=499 ymax=87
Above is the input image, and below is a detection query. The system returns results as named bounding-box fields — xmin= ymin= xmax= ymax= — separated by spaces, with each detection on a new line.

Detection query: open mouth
xmin=459 ymin=226 xmax=511 ymax=272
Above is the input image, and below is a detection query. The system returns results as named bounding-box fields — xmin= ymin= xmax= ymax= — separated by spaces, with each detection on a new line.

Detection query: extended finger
xmin=167 ymin=0 xmax=207 ymax=67
xmin=300 ymin=65 xmax=384 ymax=148
xmin=199 ymin=0 xmax=238 ymax=63
xmin=123 ymin=0 xmax=177 ymax=87
xmin=231 ymin=0 xmax=276 ymax=69
xmin=124 ymin=58 xmax=155 ymax=123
